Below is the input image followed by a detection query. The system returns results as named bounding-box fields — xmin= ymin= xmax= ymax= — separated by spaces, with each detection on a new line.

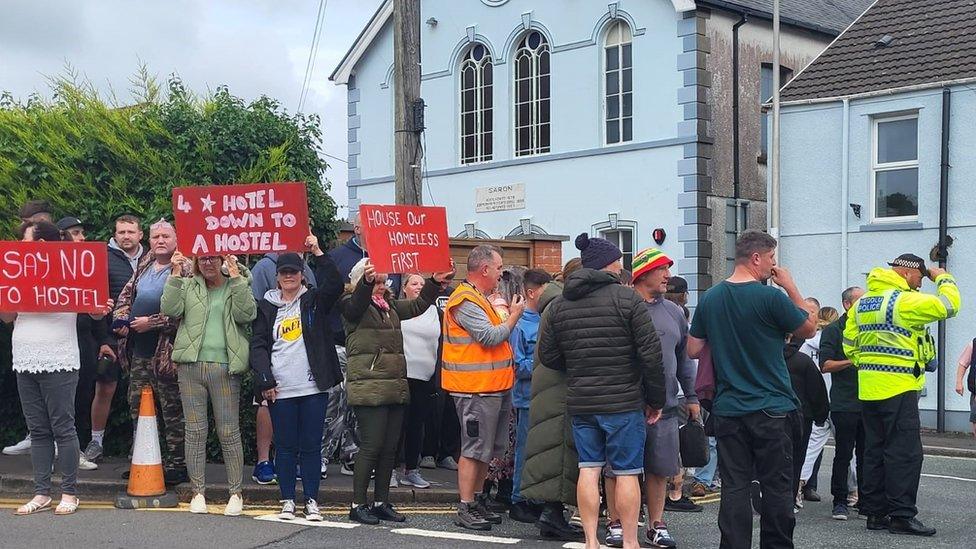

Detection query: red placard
xmin=0 ymin=241 xmax=109 ymax=313
xmin=172 ymin=182 xmax=310 ymax=256
xmin=359 ymin=204 xmax=451 ymax=274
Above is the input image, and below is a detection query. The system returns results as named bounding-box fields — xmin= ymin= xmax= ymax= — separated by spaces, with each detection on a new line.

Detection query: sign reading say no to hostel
xmin=0 ymin=241 xmax=109 ymax=313
xmin=172 ymin=182 xmax=310 ymax=256
xmin=359 ymin=204 xmax=451 ymax=274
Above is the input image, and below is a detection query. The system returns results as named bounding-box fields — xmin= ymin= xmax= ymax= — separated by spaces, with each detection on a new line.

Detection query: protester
xmin=819 ymin=286 xmax=866 ymax=520
xmin=5 ymin=221 xmax=111 ymax=515
xmin=250 ymin=235 xmax=344 ymax=522
xmin=796 ymin=299 xmax=834 ymax=503
xmin=162 ymin=250 xmax=257 ymax=516
xmin=340 ymin=258 xmax=450 ymax=524
xmin=249 ymin=252 xmax=318 ymax=485
xmin=630 ymin=248 xmax=699 ymax=548
xmin=956 ymin=341 xmax=976 ymax=438
xmin=442 ymin=245 xmax=524 ymax=531
xmin=520 ymin=258 xmax=585 ymax=542
xmin=784 ymin=320 xmax=829 ymax=514
xmin=687 ymin=230 xmax=817 ymax=549
xmin=843 ymin=253 xmax=960 ymax=536
xmin=396 ymin=273 xmax=446 ymax=489
xmin=538 ymin=233 xmax=665 ymax=549
xmin=508 ymin=268 xmax=553 ymax=523
xmin=420 ymin=280 xmax=462 ymax=472
xmin=112 ymin=220 xmax=189 ymax=485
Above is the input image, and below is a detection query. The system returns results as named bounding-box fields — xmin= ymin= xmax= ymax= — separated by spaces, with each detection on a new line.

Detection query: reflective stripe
xmin=859 ymin=363 xmax=919 ymax=374
xmin=442 ymin=360 xmax=512 ymax=372
xmin=885 ymin=290 xmax=900 ymax=324
xmin=842 ymin=337 xmax=855 ymax=347
xmin=939 ymin=295 xmax=957 ymax=318
xmin=444 ymin=333 xmax=475 ymax=345
xmin=937 ymin=277 xmax=956 ymax=287
xmin=860 ymin=345 xmax=914 ymax=358
xmin=860 ymin=323 xmax=912 ymax=338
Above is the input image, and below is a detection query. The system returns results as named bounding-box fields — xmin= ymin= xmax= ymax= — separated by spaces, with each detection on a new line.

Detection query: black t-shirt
xmin=819 ymin=314 xmax=860 ymax=413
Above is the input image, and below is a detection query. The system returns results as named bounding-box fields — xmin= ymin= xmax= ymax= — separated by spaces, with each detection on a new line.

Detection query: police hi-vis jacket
xmin=843 ymin=268 xmax=960 ymax=401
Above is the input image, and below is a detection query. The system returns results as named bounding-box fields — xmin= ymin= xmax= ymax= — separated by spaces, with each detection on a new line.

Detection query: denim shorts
xmin=572 ymin=409 xmax=645 ymax=476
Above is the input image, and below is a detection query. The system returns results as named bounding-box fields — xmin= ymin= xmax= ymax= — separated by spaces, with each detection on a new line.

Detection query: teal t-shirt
xmin=198 ymin=283 xmax=229 ymax=364
xmin=690 ymin=281 xmax=807 ymax=417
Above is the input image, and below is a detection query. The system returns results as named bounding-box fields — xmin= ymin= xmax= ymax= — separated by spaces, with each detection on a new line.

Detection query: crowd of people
xmin=3 ymin=198 xmax=971 ymax=549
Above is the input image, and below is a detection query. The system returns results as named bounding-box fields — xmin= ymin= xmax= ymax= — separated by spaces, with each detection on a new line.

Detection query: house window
xmin=760 ymin=64 xmax=793 ymax=161
xmin=460 ymin=44 xmax=493 ymax=164
xmin=600 ymin=228 xmax=634 ymax=272
xmin=872 ymin=115 xmax=919 ymax=220
xmin=514 ymin=31 xmax=550 ymax=157
xmin=604 ymin=21 xmax=633 ymax=145
xmin=724 ymin=200 xmax=749 ymax=276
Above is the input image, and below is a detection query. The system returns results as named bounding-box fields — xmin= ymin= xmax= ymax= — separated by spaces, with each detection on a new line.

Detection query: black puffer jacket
xmin=538 ymin=268 xmax=665 ymax=415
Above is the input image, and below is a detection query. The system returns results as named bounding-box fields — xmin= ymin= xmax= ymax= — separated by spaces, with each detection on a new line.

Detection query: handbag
xmin=679 ymin=418 xmax=709 ymax=468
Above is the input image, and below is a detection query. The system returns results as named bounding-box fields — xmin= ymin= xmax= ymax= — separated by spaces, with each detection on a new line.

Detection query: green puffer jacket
xmin=519 ymin=282 xmax=578 ymax=506
xmin=341 ymin=275 xmax=440 ymax=407
xmin=160 ymin=266 xmax=257 ymax=375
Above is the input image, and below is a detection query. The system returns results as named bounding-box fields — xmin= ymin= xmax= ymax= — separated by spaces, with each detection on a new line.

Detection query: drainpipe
xmin=732 ymin=13 xmax=747 ymax=203
xmin=936 ymin=87 xmax=951 ymax=432
xmin=841 ymin=98 xmax=850 ymax=290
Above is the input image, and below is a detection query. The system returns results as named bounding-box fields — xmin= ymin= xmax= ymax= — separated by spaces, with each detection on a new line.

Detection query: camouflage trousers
xmin=321 ymin=346 xmax=360 ymax=464
xmin=128 ymin=357 xmax=185 ymax=470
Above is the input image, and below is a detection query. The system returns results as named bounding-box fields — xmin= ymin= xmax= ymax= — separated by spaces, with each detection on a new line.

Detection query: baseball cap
xmin=667 ymin=275 xmax=689 ymax=294
xmin=56 ymin=216 xmax=85 ymax=231
xmin=276 ymin=253 xmax=304 ymax=273
xmin=888 ymin=253 xmax=927 ymax=277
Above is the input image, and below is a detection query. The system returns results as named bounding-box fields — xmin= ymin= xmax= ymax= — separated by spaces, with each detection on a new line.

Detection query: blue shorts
xmin=572 ymin=410 xmax=645 ymax=476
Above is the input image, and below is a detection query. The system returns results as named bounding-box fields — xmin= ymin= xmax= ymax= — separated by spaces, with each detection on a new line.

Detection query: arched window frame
xmin=603 ymin=20 xmax=633 ymax=145
xmin=513 ymin=30 xmax=551 ymax=157
xmin=459 ymin=43 xmax=494 ymax=165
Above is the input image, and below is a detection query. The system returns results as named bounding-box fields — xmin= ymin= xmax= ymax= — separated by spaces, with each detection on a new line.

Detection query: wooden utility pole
xmin=393 ymin=0 xmax=423 ymax=205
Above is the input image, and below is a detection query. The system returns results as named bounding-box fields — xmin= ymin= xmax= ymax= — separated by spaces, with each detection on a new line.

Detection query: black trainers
xmin=349 ymin=504 xmax=380 ymax=525
xmin=664 ymin=495 xmax=703 ymax=513
xmin=647 ymin=521 xmax=678 ymax=548
xmin=456 ymin=502 xmax=492 ymax=531
xmin=831 ymin=503 xmax=849 ymax=521
xmin=476 ymin=493 xmax=503 ymax=524
xmin=372 ymin=502 xmax=406 ymax=522
xmin=867 ymin=515 xmax=891 ymax=531
xmin=509 ymin=501 xmax=541 ymax=523
xmin=888 ymin=517 xmax=936 ymax=537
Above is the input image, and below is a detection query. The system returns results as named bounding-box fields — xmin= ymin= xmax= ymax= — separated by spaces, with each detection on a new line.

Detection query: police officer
xmin=843 ymin=253 xmax=960 ymax=537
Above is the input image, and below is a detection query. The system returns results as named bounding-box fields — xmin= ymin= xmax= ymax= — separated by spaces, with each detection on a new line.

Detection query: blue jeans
xmin=269 ymin=392 xmax=329 ymax=502
xmin=571 ymin=410 xmax=645 ymax=475
xmin=694 ymin=436 xmax=718 ymax=485
xmin=511 ymin=407 xmax=532 ymax=503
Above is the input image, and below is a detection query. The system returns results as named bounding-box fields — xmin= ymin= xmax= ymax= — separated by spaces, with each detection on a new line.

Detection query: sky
xmin=0 ymin=0 xmax=383 ymax=220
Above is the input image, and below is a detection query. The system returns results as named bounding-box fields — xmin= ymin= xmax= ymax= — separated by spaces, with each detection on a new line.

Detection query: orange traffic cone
xmin=114 ymin=386 xmax=178 ymax=509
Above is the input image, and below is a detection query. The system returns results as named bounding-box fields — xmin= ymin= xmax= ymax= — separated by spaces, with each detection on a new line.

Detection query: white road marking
xmin=921 ymin=473 xmax=976 ymax=483
xmin=254 ymin=514 xmax=359 ymax=528
xmin=563 ymin=543 xmax=613 ymax=549
xmin=391 ymin=527 xmax=521 ymax=544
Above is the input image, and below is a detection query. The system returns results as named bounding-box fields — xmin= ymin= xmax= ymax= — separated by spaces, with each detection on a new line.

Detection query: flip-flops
xmin=14 ymin=497 xmax=52 ymax=516
xmin=54 ymin=497 xmax=80 ymax=515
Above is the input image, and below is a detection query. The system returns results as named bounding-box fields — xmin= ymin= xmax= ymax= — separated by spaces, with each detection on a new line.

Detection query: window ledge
xmin=858 ymin=221 xmax=923 ymax=232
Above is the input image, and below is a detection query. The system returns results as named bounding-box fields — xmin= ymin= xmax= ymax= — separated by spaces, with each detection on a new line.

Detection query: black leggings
xmin=399 ymin=378 xmax=435 ymax=470
xmin=352 ymin=404 xmax=405 ymax=505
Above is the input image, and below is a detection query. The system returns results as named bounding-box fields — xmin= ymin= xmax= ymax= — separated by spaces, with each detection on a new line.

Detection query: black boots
xmin=888 ymin=517 xmax=936 ymax=537
xmin=536 ymin=502 xmax=584 ymax=542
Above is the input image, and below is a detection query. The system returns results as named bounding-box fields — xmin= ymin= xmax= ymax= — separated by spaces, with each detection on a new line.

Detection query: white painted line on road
xmin=921 ymin=473 xmax=976 ymax=483
xmin=254 ymin=514 xmax=359 ymax=528
xmin=563 ymin=543 xmax=613 ymax=549
xmin=392 ymin=527 xmax=521 ymax=544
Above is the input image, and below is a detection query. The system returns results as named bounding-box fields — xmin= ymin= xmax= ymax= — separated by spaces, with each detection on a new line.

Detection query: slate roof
xmin=781 ymin=0 xmax=976 ymax=102
xmin=703 ymin=0 xmax=875 ymax=35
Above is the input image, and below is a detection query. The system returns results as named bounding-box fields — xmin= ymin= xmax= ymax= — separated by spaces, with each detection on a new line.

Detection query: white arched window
xmin=513 ymin=31 xmax=550 ymax=157
xmin=604 ymin=21 xmax=633 ymax=144
xmin=460 ymin=44 xmax=493 ymax=164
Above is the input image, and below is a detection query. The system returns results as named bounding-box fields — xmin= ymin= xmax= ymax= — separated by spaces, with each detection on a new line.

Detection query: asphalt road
xmin=1 ymin=449 xmax=972 ymax=548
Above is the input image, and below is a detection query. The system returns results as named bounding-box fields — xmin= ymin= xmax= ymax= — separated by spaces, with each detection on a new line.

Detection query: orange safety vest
xmin=441 ymin=282 xmax=514 ymax=394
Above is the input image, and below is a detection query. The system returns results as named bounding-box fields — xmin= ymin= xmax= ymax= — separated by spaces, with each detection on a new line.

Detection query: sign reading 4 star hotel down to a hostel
xmin=172 ymin=182 xmax=310 ymax=256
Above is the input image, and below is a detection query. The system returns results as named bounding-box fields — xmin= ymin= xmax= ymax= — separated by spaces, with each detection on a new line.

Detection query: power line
xmin=298 ymin=0 xmax=328 ymax=113
xmin=323 ymin=151 xmax=347 ymax=164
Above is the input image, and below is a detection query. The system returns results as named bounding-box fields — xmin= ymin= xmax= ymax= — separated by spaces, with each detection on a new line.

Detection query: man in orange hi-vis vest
xmin=442 ymin=244 xmax=526 ymax=532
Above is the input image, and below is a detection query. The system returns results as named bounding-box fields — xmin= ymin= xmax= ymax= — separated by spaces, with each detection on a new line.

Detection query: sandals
xmin=14 ymin=497 xmax=52 ymax=516
xmin=54 ymin=497 xmax=80 ymax=515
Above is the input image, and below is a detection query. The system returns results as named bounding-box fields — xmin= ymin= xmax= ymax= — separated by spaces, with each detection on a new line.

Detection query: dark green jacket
xmin=341 ymin=276 xmax=440 ymax=407
xmin=519 ymin=282 xmax=578 ymax=505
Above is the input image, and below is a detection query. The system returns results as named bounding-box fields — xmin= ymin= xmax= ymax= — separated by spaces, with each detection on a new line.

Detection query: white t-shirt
xmin=799 ymin=330 xmax=831 ymax=395
xmin=12 ymin=312 xmax=80 ymax=374
xmin=401 ymin=306 xmax=440 ymax=381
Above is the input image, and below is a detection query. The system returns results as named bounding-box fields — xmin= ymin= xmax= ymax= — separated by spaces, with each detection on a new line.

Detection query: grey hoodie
xmin=264 ymin=286 xmax=321 ymax=400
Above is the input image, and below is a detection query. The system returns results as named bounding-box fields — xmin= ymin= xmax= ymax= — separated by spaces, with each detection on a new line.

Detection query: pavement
xmin=0 ymin=447 xmax=972 ymax=548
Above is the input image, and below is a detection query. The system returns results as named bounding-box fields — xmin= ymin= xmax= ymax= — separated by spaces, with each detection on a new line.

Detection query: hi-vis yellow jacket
xmin=843 ymin=268 xmax=960 ymax=401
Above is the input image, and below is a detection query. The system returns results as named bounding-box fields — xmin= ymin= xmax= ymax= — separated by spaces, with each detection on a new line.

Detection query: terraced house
xmin=331 ymin=0 xmax=870 ymax=302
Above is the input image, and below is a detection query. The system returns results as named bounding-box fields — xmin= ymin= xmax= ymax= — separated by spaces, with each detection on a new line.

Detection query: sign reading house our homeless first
xmin=359 ymin=204 xmax=451 ymax=274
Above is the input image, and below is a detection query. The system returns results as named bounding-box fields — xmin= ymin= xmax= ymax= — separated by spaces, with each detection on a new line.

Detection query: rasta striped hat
xmin=632 ymin=248 xmax=673 ymax=282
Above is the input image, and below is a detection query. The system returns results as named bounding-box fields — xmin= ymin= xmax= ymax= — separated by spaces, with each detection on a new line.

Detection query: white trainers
xmin=279 ymin=499 xmax=296 ymax=520
xmin=3 ymin=436 xmax=31 ymax=456
xmin=399 ymin=469 xmax=431 ymax=489
xmin=78 ymin=455 xmax=98 ymax=471
xmin=320 ymin=456 xmax=329 ymax=479
xmin=304 ymin=499 xmax=323 ymax=522
xmin=224 ymin=493 xmax=244 ymax=516
xmin=189 ymin=493 xmax=208 ymax=514
xmin=390 ymin=471 xmax=399 ymax=488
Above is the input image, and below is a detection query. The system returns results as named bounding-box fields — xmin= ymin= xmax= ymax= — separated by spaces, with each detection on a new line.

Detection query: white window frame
xmin=871 ymin=113 xmax=919 ymax=223
xmin=512 ymin=31 xmax=551 ymax=158
xmin=602 ymin=20 xmax=634 ymax=146
xmin=592 ymin=219 xmax=637 ymax=272
xmin=459 ymin=44 xmax=494 ymax=165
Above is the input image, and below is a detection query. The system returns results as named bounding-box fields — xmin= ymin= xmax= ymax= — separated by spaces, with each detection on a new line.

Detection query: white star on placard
xmin=200 ymin=194 xmax=216 ymax=213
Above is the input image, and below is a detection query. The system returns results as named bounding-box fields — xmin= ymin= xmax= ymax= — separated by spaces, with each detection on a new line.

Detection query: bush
xmin=0 ymin=69 xmax=338 ymax=464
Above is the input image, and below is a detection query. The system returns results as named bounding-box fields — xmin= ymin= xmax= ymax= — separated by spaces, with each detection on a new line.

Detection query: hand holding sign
xmin=433 ymin=258 xmax=456 ymax=285
xmin=171 ymin=251 xmax=190 ymax=276
xmin=306 ymin=232 xmax=323 ymax=257
xmin=224 ymin=255 xmax=240 ymax=278
xmin=363 ymin=261 xmax=377 ymax=284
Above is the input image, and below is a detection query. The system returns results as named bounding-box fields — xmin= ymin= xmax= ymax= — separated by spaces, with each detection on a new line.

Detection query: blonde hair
xmin=818 ymin=306 xmax=839 ymax=330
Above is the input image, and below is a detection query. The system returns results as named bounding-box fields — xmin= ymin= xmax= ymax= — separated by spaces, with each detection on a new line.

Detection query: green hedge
xmin=0 ymin=70 xmax=337 ymax=464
